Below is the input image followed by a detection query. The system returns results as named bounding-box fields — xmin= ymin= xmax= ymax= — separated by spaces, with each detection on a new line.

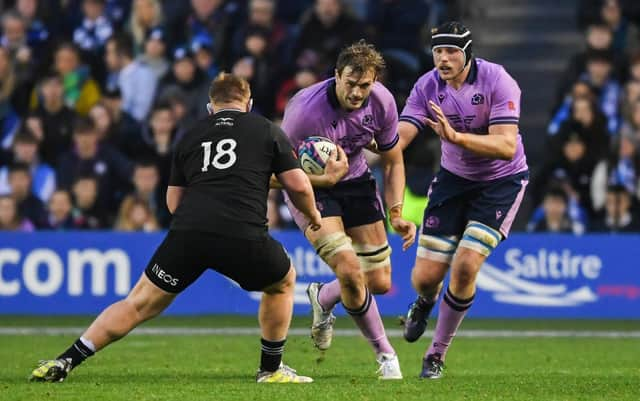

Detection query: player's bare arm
xmin=166 ymin=185 xmax=185 ymax=214
xmin=397 ymin=121 xmax=420 ymax=151
xmin=379 ymin=145 xmax=417 ymax=250
xmin=426 ymin=100 xmax=517 ymax=160
xmin=277 ymin=168 xmax=322 ymax=231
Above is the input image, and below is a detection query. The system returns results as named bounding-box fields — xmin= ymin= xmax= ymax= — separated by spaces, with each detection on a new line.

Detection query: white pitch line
xmin=1 ymin=327 xmax=639 ymax=338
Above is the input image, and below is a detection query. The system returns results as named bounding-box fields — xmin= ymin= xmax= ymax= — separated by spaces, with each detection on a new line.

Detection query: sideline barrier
xmin=0 ymin=232 xmax=638 ymax=317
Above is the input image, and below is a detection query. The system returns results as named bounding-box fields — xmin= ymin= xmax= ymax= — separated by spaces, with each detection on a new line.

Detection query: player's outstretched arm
xmin=277 ymin=169 xmax=322 ymax=230
xmin=166 ymin=186 xmax=185 ymax=214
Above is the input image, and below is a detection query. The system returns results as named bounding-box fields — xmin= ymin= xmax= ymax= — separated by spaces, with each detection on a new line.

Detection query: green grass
xmin=1 ymin=317 xmax=639 ymax=401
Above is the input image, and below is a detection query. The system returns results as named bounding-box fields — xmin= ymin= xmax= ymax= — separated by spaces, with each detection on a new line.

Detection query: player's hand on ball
xmin=308 ymin=209 xmax=322 ymax=231
xmin=324 ymin=145 xmax=349 ymax=186
xmin=390 ymin=217 xmax=416 ymax=251
xmin=426 ymin=100 xmax=459 ymax=144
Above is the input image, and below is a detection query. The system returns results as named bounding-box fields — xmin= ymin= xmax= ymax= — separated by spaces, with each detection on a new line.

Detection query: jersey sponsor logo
xmin=330 ymin=120 xmax=337 ymax=129
xmin=215 ymin=117 xmax=234 ymax=127
xmin=471 ymin=93 xmax=484 ymax=105
xmin=508 ymin=101 xmax=516 ymax=111
xmin=437 ymin=93 xmax=445 ymax=102
xmin=476 ymin=248 xmax=601 ymax=307
xmin=151 ymin=263 xmax=179 ymax=287
xmin=446 ymin=114 xmax=476 ymax=131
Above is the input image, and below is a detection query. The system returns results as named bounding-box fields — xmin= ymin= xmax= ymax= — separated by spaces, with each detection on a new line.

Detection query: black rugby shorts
xmin=144 ymin=230 xmax=291 ymax=293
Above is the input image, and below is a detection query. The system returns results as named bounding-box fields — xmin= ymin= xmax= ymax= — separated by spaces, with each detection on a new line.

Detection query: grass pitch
xmin=1 ymin=316 xmax=639 ymax=401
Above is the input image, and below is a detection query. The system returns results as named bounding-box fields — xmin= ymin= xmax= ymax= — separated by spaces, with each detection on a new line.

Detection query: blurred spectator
xmin=114 ymin=194 xmax=159 ymax=231
xmin=128 ymin=0 xmax=164 ymax=55
xmin=140 ymin=102 xmax=180 ymax=190
xmin=628 ymin=51 xmax=640 ymax=83
xmin=293 ymin=0 xmax=366 ymax=75
xmin=186 ymin=0 xmax=241 ymax=69
xmin=30 ymin=71 xmax=77 ymax=164
xmin=131 ymin=160 xmax=170 ymax=227
xmin=46 ymin=189 xmax=85 ymax=230
xmin=88 ymin=102 xmax=113 ymax=142
xmin=138 ymin=27 xmax=170 ymax=80
xmin=600 ymin=0 xmax=639 ymax=53
xmin=157 ymin=46 xmax=209 ymax=120
xmin=73 ymin=0 xmax=114 ymax=53
xmin=534 ymin=97 xmax=609 ymax=216
xmin=590 ymin=184 xmax=640 ymax=231
xmin=160 ymin=87 xmax=195 ymax=133
xmin=7 ymin=161 xmax=48 ymax=228
xmin=591 ymin=133 xmax=640 ymax=211
xmin=0 ymin=129 xmax=55 ymax=203
xmin=275 ymin=68 xmax=319 ymax=116
xmin=105 ymin=32 xmax=158 ymax=121
xmin=100 ymin=86 xmax=144 ymax=157
xmin=191 ymin=34 xmax=219 ymax=79
xmin=0 ymin=46 xmax=22 ymax=150
xmin=580 ymin=49 xmax=622 ymax=134
xmin=1 ymin=10 xmax=35 ymax=111
xmin=71 ymin=174 xmax=107 ymax=228
xmin=232 ymin=0 xmax=290 ymax=62
xmin=33 ymin=42 xmax=102 ymax=116
xmin=527 ymin=186 xmax=583 ymax=234
xmin=56 ymin=118 xmax=134 ymax=214
xmin=549 ymin=80 xmax=596 ymax=135
xmin=236 ymin=27 xmax=278 ymax=117
xmin=555 ymin=22 xmax=625 ymax=108
xmin=622 ymin=79 xmax=640 ymax=119
xmin=15 ymin=0 xmax=50 ymax=51
xmin=0 ymin=193 xmax=34 ymax=231
xmin=621 ymin=98 xmax=640 ymax=142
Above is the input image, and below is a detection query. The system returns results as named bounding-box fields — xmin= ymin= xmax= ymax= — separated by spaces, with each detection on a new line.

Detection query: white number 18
xmin=201 ymin=139 xmax=237 ymax=171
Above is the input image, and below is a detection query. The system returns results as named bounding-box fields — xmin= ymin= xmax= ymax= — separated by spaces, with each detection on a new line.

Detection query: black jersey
xmin=168 ymin=109 xmax=299 ymax=239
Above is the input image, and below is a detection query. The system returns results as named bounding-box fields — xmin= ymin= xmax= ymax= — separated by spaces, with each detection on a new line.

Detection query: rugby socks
xmin=318 ymin=279 xmax=342 ymax=311
xmin=260 ymin=338 xmax=286 ymax=372
xmin=57 ymin=337 xmax=96 ymax=369
xmin=426 ymin=287 xmax=474 ymax=361
xmin=345 ymin=289 xmax=395 ymax=355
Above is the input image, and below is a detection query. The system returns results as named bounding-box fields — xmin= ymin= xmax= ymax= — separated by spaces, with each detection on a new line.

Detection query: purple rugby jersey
xmin=400 ymin=58 xmax=528 ymax=181
xmin=281 ymin=78 xmax=399 ymax=181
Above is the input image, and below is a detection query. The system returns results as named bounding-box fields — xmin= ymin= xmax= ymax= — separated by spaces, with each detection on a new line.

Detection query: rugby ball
xmin=297 ymin=136 xmax=337 ymax=175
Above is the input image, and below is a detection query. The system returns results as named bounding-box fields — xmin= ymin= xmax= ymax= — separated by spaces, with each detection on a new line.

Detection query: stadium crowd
xmin=1 ymin=0 xmax=640 ymax=235
xmin=529 ymin=0 xmax=640 ymax=233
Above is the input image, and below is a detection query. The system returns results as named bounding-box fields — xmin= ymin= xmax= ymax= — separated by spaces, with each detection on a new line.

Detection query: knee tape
xmin=353 ymin=243 xmax=391 ymax=271
xmin=311 ymin=232 xmax=353 ymax=262
xmin=417 ymin=234 xmax=459 ymax=263
xmin=458 ymin=221 xmax=502 ymax=256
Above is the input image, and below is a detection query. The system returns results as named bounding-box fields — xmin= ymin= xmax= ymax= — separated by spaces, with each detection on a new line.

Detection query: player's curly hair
xmin=336 ymin=39 xmax=385 ymax=77
xmin=209 ymin=72 xmax=251 ymax=104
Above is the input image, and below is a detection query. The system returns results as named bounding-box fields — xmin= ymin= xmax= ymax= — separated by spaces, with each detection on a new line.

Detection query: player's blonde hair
xmin=336 ymin=40 xmax=385 ymax=77
xmin=208 ymin=72 xmax=251 ymax=104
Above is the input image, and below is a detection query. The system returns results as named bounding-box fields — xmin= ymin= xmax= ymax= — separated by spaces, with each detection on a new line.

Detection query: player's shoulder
xmin=475 ymin=58 xmax=517 ymax=85
xmin=411 ymin=68 xmax=441 ymax=94
xmin=369 ymin=81 xmax=397 ymax=106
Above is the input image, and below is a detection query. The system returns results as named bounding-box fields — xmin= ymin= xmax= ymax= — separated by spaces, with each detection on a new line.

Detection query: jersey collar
xmin=326 ymin=78 xmax=370 ymax=111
